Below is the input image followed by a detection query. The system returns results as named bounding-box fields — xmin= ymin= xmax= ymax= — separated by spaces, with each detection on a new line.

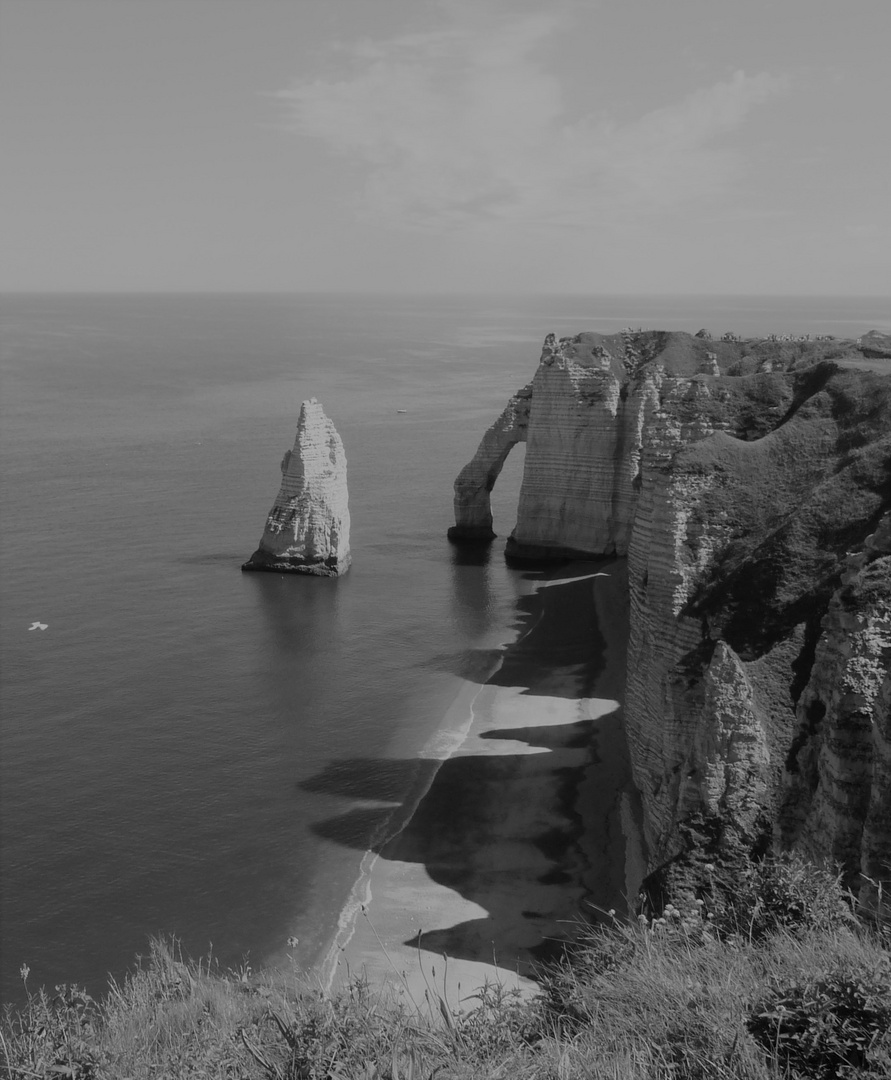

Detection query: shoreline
xmin=314 ymin=673 xmax=493 ymax=990
xmin=317 ymin=558 xmax=644 ymax=1004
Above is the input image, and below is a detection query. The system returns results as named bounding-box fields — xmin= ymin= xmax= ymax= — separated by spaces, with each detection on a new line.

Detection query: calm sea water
xmin=1 ymin=293 xmax=888 ymax=1004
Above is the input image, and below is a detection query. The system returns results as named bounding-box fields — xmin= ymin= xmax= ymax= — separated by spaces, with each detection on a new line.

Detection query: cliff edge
xmin=243 ymin=398 xmax=351 ymax=576
xmin=451 ymin=330 xmax=890 ymax=908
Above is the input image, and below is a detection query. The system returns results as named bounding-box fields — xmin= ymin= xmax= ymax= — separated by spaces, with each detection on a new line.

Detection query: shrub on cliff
xmin=537 ymin=857 xmax=887 ymax=1079
xmin=700 ymin=854 xmax=857 ymax=942
xmin=747 ymin=960 xmax=891 ymax=1078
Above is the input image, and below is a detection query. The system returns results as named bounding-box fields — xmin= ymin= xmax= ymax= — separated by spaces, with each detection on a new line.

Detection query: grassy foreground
xmin=3 ymin=858 xmax=890 ymax=1079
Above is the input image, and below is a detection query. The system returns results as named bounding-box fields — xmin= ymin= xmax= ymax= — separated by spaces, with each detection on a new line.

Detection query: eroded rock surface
xmin=782 ymin=514 xmax=891 ymax=909
xmin=452 ymin=331 xmax=891 ymax=903
xmin=448 ymin=383 xmax=532 ymax=541
xmin=243 ymin=398 xmax=350 ymax=576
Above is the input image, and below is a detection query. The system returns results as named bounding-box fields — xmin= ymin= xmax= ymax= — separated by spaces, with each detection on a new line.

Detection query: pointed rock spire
xmin=242 ymin=398 xmax=351 ymax=576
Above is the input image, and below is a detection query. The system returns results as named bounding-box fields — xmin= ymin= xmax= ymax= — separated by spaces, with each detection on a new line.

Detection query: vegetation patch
xmin=747 ymin=962 xmax=891 ymax=1078
xmin=2 ymin=857 xmax=889 ymax=1079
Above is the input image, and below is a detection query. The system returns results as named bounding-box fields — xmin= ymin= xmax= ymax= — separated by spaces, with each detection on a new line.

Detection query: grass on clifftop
xmin=3 ymin=856 xmax=890 ymax=1080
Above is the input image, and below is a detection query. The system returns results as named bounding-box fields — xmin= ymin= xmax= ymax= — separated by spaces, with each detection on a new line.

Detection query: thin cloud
xmin=278 ymin=13 xmax=789 ymax=231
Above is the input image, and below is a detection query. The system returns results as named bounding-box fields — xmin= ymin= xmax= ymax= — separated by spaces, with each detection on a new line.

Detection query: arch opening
xmin=489 ymin=440 xmax=526 ymax=541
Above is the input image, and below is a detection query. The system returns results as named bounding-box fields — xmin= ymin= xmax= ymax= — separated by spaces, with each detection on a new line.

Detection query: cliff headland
xmin=451 ymin=329 xmax=891 ymax=911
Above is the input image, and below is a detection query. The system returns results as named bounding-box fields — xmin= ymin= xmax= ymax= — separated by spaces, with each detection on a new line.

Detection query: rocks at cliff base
xmin=242 ymin=398 xmax=350 ymax=576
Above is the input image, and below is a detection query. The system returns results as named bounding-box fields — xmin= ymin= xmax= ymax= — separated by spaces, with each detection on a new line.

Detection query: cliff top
xmin=544 ymin=329 xmax=891 ymax=381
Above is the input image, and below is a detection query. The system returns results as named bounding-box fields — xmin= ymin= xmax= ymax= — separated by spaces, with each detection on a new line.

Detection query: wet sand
xmin=322 ymin=558 xmax=644 ymax=1006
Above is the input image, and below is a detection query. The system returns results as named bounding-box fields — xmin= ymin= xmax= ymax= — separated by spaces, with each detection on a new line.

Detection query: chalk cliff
xmin=451 ymin=331 xmax=891 ymax=904
xmin=243 ymin=398 xmax=350 ymax=576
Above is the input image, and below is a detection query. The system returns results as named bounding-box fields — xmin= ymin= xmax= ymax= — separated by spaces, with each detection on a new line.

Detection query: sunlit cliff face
xmin=243 ymin=398 xmax=351 ymax=577
xmin=451 ymin=330 xmax=891 ymax=907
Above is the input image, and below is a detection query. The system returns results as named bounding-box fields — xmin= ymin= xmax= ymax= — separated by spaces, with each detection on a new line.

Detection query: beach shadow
xmin=302 ymin=559 xmax=632 ymax=979
xmin=480 ymin=718 xmax=603 ymax=752
xmin=392 ymin=707 xmax=631 ymax=972
xmin=487 ymin=572 xmax=609 ymax=695
xmin=427 ymin=560 xmax=617 ymax=695
xmin=421 ymin=646 xmax=511 ymax=685
xmin=305 ymin=707 xmax=629 ymax=976
xmin=300 ymin=757 xmax=429 ymax=803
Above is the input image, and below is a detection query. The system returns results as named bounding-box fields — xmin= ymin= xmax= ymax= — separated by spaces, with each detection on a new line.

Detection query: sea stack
xmin=242 ymin=398 xmax=350 ymax=576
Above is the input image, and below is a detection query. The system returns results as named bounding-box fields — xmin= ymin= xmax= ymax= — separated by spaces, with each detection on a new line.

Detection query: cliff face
xmin=451 ymin=331 xmax=891 ymax=902
xmin=782 ymin=516 xmax=891 ymax=908
xmin=243 ymin=398 xmax=351 ymax=576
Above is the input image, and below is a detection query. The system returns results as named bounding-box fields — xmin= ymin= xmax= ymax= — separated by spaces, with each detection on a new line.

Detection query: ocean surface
xmin=2 ymin=293 xmax=889 ymax=1004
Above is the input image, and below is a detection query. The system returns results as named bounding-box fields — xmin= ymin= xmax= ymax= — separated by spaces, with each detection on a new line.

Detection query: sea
xmin=1 ymin=293 xmax=889 ymax=1005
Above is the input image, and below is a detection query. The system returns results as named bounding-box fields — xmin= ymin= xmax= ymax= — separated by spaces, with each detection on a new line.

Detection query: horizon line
xmin=3 ymin=288 xmax=890 ymax=300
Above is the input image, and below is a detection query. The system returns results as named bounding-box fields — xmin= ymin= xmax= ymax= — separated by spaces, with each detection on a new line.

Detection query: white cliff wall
xmin=243 ymin=398 xmax=351 ymax=576
xmin=452 ymin=330 xmax=891 ymax=898
xmin=783 ymin=515 xmax=891 ymax=910
xmin=623 ymin=372 xmax=771 ymax=861
xmin=507 ymin=335 xmax=643 ymax=559
xmin=623 ymin=362 xmax=890 ymax=894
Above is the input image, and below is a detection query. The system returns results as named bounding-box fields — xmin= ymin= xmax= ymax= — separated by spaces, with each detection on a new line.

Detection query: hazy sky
xmin=2 ymin=0 xmax=889 ymax=294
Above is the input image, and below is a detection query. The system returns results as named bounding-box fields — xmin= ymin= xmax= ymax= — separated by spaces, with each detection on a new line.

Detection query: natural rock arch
xmin=446 ymin=383 xmax=532 ymax=542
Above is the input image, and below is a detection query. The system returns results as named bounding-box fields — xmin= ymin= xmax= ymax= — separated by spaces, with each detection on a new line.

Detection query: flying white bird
xmin=28 ymin=622 xmax=48 ymax=631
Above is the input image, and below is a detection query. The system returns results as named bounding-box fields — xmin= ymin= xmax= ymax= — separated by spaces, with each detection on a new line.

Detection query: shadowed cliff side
xmin=450 ymin=330 xmax=891 ymax=912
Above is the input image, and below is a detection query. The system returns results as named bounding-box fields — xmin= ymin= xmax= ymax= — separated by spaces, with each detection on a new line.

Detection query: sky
xmin=1 ymin=0 xmax=889 ymax=294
